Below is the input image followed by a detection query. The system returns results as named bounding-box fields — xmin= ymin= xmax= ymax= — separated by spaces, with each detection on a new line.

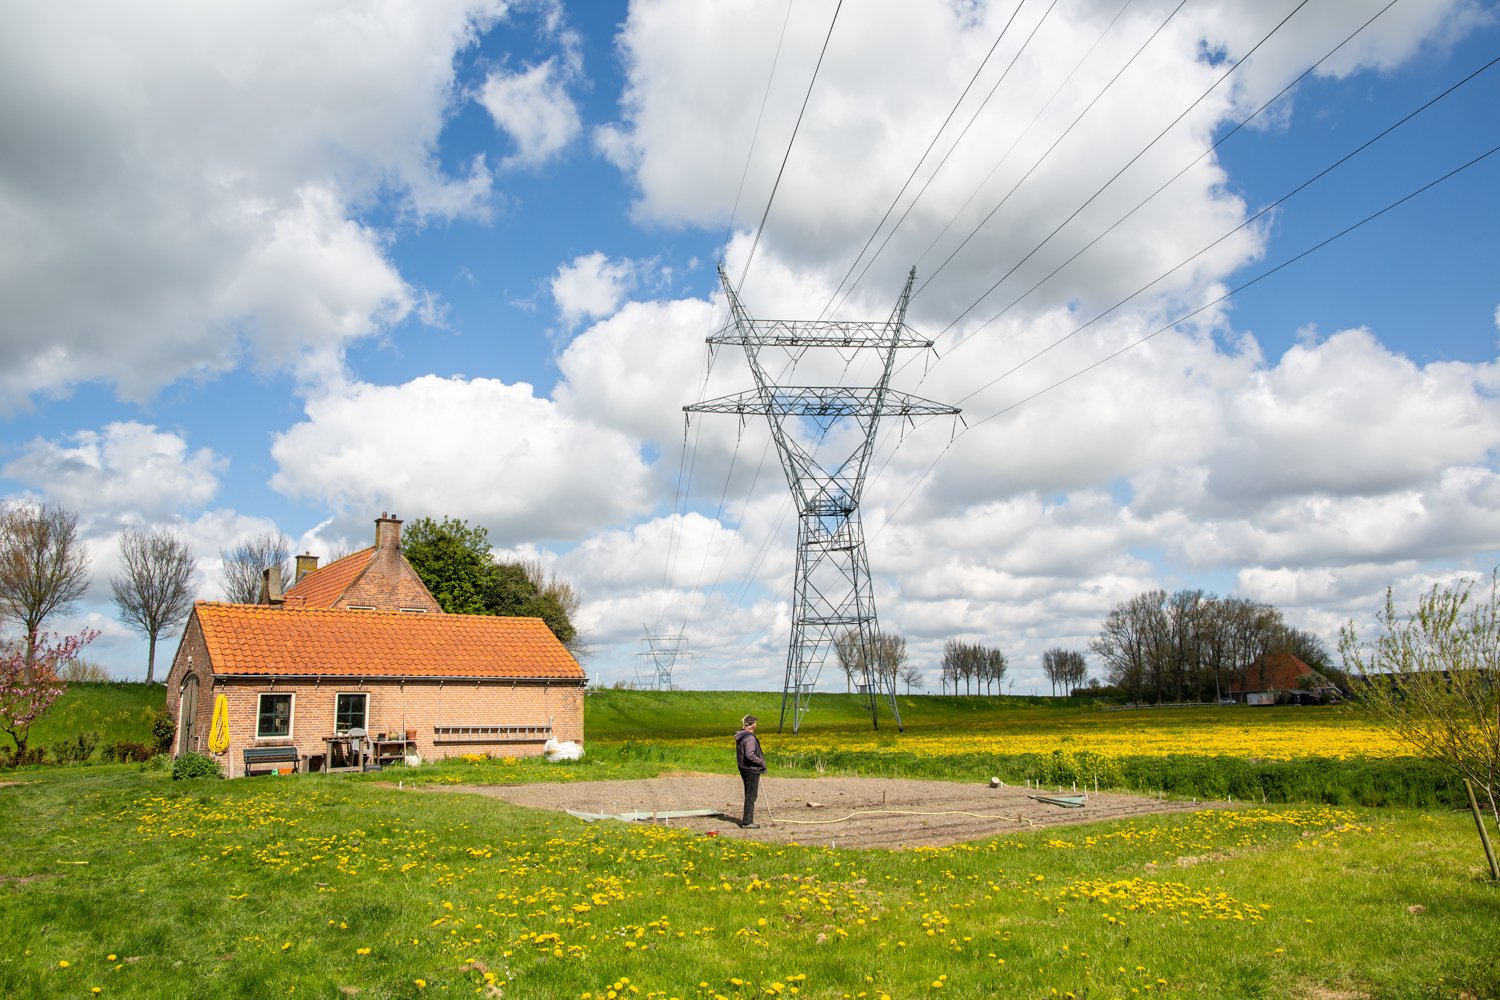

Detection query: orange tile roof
xmin=1230 ymin=652 xmax=1325 ymax=694
xmin=283 ymin=548 xmax=374 ymax=608
xmin=194 ymin=602 xmax=583 ymax=680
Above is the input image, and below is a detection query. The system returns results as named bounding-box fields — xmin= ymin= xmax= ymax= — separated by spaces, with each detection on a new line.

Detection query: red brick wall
xmin=198 ymin=677 xmax=583 ymax=777
xmin=163 ymin=612 xmax=214 ymax=756
xmin=338 ymin=547 xmax=441 ymax=612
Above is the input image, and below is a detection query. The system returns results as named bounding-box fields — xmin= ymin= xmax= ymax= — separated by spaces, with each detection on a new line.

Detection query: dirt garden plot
xmin=420 ymin=774 xmax=1213 ymax=849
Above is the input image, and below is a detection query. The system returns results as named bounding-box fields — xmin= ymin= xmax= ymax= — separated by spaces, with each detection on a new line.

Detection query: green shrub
xmin=107 ymin=739 xmax=154 ymax=763
xmin=141 ymin=753 xmax=172 ymax=773
xmin=171 ymin=752 xmax=222 ymax=780
xmin=0 ymin=746 xmax=48 ymax=769
xmin=148 ymin=706 xmax=176 ymax=755
xmin=53 ymin=730 xmax=101 ymax=764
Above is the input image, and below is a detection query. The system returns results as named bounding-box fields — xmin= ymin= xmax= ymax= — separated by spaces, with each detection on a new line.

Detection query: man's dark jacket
xmin=735 ymin=729 xmax=766 ymax=774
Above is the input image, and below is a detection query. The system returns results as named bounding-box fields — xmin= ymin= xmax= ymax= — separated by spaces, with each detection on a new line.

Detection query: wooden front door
xmin=178 ymin=676 xmax=198 ymax=754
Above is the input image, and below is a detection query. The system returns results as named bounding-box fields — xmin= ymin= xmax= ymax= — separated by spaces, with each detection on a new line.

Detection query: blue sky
xmin=2 ymin=0 xmax=1498 ymax=691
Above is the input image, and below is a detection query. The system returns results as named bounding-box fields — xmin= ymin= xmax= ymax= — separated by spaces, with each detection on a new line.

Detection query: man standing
xmin=735 ymin=714 xmax=767 ymax=828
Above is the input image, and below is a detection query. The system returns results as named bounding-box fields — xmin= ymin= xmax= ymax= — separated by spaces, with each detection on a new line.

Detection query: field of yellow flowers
xmin=580 ymin=693 xmax=1451 ymax=810
xmin=657 ymin=705 xmax=1405 ymax=761
xmin=3 ymin=761 xmax=1497 ymax=999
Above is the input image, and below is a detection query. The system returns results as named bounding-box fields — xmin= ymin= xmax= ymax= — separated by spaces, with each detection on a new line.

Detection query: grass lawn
xmin=3 ymin=760 xmax=1498 ymax=999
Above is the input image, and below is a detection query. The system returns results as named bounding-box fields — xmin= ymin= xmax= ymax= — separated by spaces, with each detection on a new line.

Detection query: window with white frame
xmin=257 ymin=693 xmax=294 ymax=739
xmin=335 ymin=692 xmax=368 ymax=734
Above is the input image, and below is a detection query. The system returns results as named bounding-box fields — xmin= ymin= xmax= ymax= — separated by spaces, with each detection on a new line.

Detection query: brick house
xmin=165 ymin=514 xmax=584 ymax=775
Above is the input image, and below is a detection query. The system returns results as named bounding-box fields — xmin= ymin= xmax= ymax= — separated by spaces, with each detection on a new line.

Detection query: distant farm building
xmin=1229 ymin=652 xmax=1339 ymax=706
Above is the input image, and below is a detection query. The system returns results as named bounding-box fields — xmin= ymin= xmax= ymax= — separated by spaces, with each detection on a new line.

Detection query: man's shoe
xmin=741 ymin=822 xmax=760 ymax=829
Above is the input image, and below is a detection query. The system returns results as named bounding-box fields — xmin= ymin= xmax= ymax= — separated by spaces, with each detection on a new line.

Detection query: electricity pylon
xmin=636 ymin=628 xmax=690 ymax=690
xmin=685 ymin=266 xmax=959 ymax=733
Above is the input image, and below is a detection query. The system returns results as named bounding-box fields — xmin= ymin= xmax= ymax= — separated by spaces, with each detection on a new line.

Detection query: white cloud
xmin=0 ymin=0 xmax=509 ymax=408
xmin=551 ymin=252 xmax=636 ymax=328
xmin=479 ymin=58 xmax=583 ymax=167
xmin=268 ymin=374 xmax=655 ymax=546
xmin=3 ymin=422 xmax=223 ymax=525
xmin=597 ymin=0 xmax=1478 ymax=334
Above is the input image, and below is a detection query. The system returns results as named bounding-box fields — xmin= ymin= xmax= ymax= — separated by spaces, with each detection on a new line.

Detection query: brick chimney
xmin=295 ymin=552 xmax=319 ymax=583
xmin=375 ymin=512 xmax=402 ymax=551
xmin=259 ymin=565 xmax=284 ymax=605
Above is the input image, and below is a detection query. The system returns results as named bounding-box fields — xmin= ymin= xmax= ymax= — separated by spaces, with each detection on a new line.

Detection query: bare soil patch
xmin=419 ymin=774 xmax=1210 ymax=849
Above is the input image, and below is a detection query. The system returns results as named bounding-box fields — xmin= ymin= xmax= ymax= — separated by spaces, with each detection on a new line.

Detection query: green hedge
xmin=752 ymin=745 xmax=1462 ymax=810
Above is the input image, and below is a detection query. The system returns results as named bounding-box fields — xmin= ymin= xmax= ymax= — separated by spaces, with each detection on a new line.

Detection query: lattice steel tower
xmin=636 ymin=628 xmax=691 ymax=690
xmin=686 ymin=266 xmax=960 ymax=733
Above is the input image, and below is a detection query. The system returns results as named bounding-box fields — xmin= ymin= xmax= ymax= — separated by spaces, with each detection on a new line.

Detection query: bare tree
xmin=520 ymin=557 xmax=589 ymax=657
xmin=985 ymin=647 xmax=1008 ymax=695
xmin=111 ymin=527 xmax=197 ymax=684
xmin=897 ymin=662 xmax=924 ymax=694
xmin=1063 ymin=650 xmax=1089 ymax=692
xmin=1042 ymin=648 xmax=1087 ymax=697
xmin=873 ymin=632 xmax=908 ymax=688
xmin=835 ymin=629 xmax=864 ymax=692
xmin=219 ymin=530 xmax=292 ymax=604
xmin=0 ymin=502 xmax=92 ymax=681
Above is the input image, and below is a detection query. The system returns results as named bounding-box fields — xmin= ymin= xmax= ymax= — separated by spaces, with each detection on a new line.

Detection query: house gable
xmin=281 ymin=513 xmax=441 ymax=613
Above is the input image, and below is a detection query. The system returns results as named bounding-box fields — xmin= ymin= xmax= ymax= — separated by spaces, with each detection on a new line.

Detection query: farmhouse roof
xmin=282 ymin=547 xmax=375 ymax=608
xmin=192 ymin=602 xmax=584 ymax=681
xmin=1229 ymin=651 xmax=1329 ymax=695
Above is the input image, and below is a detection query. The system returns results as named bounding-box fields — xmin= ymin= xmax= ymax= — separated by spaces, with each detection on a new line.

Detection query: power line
xmin=910 ymin=0 xmax=1196 ymax=303
xmin=967 ymin=142 xmax=1500 ymax=428
xmin=868 ymin=140 xmax=1500 ymax=541
xmin=886 ymin=0 xmax=1410 ymax=400
xmin=953 ymin=48 xmax=1500 ymax=407
xmin=816 ymin=0 xmax=1034 ymax=320
xmin=737 ymin=0 xmax=844 ymax=290
xmin=922 ymin=0 xmax=1314 ymax=335
xmin=830 ymin=0 xmax=1135 ymax=320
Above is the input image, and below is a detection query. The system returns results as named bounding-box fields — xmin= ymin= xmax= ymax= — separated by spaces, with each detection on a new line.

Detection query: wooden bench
xmin=243 ymin=744 xmax=302 ymax=776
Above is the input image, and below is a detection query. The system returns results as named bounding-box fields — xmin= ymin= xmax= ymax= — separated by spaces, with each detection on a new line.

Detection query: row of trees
xmin=834 ymin=630 xmax=924 ymax=694
xmin=1041 ymin=648 xmax=1088 ymax=696
xmin=1 ymin=504 xmax=194 ymax=680
xmin=941 ymin=639 xmax=1008 ymax=695
xmin=1090 ymin=589 xmax=1332 ymax=704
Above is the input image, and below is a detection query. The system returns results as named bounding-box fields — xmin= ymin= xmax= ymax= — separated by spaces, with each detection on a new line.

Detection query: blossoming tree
xmin=0 ymin=629 xmax=97 ymax=757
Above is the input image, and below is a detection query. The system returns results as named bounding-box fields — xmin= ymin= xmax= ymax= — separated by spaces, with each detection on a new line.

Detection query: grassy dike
xmin=3 ymin=688 xmax=1499 ymax=998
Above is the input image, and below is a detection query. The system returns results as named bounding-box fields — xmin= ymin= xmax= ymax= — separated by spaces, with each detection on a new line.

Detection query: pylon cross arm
xmin=708 ymin=319 xmax=934 ymax=350
xmin=685 ymin=388 xmax=959 ymax=417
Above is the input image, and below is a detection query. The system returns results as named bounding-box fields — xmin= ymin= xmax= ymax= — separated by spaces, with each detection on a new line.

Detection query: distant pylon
xmin=636 ymin=628 xmax=691 ymax=690
xmin=685 ymin=266 xmax=959 ymax=733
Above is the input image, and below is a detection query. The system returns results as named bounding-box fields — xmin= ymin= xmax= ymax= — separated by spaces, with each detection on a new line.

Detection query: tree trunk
xmin=146 ymin=632 xmax=158 ymax=685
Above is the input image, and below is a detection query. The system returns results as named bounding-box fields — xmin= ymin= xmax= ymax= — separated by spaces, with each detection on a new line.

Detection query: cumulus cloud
xmin=551 ymin=252 xmax=637 ymax=328
xmin=0 ymin=0 xmax=508 ymax=408
xmin=268 ymin=374 xmax=655 ymax=546
xmin=3 ymin=422 xmax=223 ymax=525
xmin=480 ymin=58 xmax=583 ymax=167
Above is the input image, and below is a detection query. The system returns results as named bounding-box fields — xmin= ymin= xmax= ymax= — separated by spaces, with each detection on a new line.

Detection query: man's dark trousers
xmin=740 ymin=769 xmax=761 ymax=825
